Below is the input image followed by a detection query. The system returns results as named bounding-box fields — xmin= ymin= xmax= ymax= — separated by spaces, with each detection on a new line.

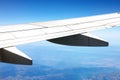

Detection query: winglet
xmin=0 ymin=47 xmax=32 ymax=65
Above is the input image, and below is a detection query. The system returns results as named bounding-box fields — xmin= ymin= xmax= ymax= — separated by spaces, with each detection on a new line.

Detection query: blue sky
xmin=0 ymin=0 xmax=120 ymax=68
xmin=0 ymin=0 xmax=120 ymax=25
xmin=1 ymin=0 xmax=120 ymax=80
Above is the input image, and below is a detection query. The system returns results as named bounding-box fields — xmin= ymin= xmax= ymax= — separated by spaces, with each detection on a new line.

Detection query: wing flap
xmin=0 ymin=47 xmax=32 ymax=65
xmin=48 ymin=33 xmax=108 ymax=46
xmin=82 ymin=33 xmax=108 ymax=46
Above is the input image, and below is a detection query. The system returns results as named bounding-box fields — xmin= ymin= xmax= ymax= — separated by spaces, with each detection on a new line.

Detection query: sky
xmin=0 ymin=0 xmax=120 ymax=79
xmin=0 ymin=0 xmax=120 ymax=25
xmin=0 ymin=0 xmax=119 ymax=62
xmin=0 ymin=0 xmax=120 ymax=80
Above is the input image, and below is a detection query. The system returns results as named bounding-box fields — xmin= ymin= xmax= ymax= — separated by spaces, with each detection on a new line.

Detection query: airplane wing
xmin=0 ymin=12 xmax=120 ymax=65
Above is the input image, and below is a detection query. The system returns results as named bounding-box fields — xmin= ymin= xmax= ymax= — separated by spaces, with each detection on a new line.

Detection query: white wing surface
xmin=0 ymin=12 xmax=120 ymax=65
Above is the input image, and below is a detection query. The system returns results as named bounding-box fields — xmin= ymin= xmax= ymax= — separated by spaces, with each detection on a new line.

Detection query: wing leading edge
xmin=0 ymin=12 xmax=120 ymax=65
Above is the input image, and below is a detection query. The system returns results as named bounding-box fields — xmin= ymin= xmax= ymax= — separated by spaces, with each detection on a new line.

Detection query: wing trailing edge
xmin=0 ymin=47 xmax=32 ymax=65
xmin=48 ymin=33 xmax=108 ymax=46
